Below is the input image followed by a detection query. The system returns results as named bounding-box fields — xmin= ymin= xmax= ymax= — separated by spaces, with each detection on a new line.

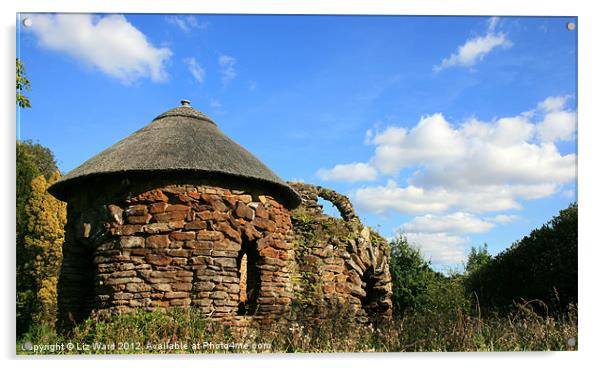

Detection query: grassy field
xmin=17 ymin=301 xmax=577 ymax=354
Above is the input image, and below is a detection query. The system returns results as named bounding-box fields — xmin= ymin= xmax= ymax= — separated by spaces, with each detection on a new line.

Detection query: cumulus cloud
xmin=347 ymin=96 xmax=576 ymax=215
xmin=218 ymin=55 xmax=237 ymax=85
xmin=183 ymin=57 xmax=205 ymax=84
xmin=26 ymin=14 xmax=172 ymax=84
xmin=434 ymin=17 xmax=512 ymax=72
xmin=355 ymin=181 xmax=453 ymax=214
xmin=166 ymin=15 xmax=208 ymax=33
xmin=404 ymin=232 xmax=468 ymax=264
xmin=399 ymin=212 xmax=495 ymax=234
xmin=317 ymin=162 xmax=377 ymax=182
xmin=536 ymin=111 xmax=577 ymax=143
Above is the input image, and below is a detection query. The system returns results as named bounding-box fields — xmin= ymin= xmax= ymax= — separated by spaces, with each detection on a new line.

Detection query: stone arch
xmin=288 ymin=182 xmax=393 ymax=322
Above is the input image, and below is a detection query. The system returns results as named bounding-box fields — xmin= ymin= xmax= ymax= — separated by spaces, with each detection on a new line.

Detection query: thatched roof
xmin=48 ymin=103 xmax=301 ymax=208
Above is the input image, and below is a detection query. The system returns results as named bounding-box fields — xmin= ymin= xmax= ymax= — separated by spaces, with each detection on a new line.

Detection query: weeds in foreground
xmin=17 ymin=302 xmax=577 ymax=354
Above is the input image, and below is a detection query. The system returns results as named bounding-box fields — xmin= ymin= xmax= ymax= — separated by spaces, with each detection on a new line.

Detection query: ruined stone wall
xmin=288 ymin=182 xmax=393 ymax=322
xmin=57 ymin=179 xmax=393 ymax=330
xmin=58 ymin=183 xmax=295 ymax=328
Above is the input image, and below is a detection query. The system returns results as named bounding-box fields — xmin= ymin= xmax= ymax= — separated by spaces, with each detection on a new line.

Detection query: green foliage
xmin=465 ymin=243 xmax=492 ymax=274
xmin=17 ymin=140 xmax=59 ymax=180
xmin=17 ymin=58 xmax=32 ymax=108
xmin=465 ymin=203 xmax=578 ymax=313
xmin=389 ymin=235 xmax=466 ymax=316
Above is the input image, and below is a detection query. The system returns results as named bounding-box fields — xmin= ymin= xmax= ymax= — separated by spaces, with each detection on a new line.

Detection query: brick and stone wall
xmin=57 ymin=179 xmax=392 ymax=330
xmin=58 ymin=182 xmax=295 ymax=328
xmin=288 ymin=182 xmax=393 ymax=322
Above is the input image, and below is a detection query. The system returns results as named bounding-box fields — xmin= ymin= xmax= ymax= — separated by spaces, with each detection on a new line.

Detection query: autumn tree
xmin=17 ymin=172 xmax=66 ymax=335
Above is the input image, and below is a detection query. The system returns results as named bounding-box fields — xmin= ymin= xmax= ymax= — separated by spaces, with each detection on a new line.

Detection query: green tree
xmin=17 ymin=58 xmax=32 ymax=108
xmin=18 ymin=173 xmax=66 ymax=335
xmin=389 ymin=235 xmax=440 ymax=315
xmin=465 ymin=243 xmax=492 ymax=274
xmin=465 ymin=204 xmax=578 ymax=313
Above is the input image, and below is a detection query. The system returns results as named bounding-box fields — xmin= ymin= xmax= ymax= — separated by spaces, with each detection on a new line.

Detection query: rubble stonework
xmin=58 ymin=183 xmax=295 ymax=328
xmin=288 ymin=182 xmax=393 ymax=321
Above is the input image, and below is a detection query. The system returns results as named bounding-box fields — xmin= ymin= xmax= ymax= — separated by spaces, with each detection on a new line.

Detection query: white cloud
xmin=183 ymin=57 xmax=205 ymax=84
xmin=537 ymin=95 xmax=570 ymax=112
xmin=488 ymin=214 xmax=519 ymax=224
xmin=166 ymin=16 xmax=208 ymax=33
xmin=349 ymin=96 xmax=576 ymax=215
xmin=27 ymin=14 xmax=172 ymax=84
xmin=354 ymin=181 xmax=453 ymax=214
xmin=317 ymin=162 xmax=377 ymax=182
xmin=218 ymin=55 xmax=237 ymax=85
xmin=404 ymin=232 xmax=468 ymax=264
xmin=370 ymin=113 xmax=465 ymax=174
xmin=487 ymin=17 xmax=500 ymax=33
xmin=399 ymin=212 xmax=495 ymax=234
xmin=434 ymin=17 xmax=512 ymax=72
xmin=536 ymin=111 xmax=577 ymax=143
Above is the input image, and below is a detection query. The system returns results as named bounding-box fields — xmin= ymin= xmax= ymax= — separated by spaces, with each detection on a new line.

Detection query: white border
xmin=3 ymin=1 xmax=600 ymax=368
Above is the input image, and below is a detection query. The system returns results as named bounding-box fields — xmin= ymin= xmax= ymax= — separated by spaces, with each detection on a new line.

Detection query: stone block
xmin=214 ymin=257 xmax=237 ymax=269
xmin=164 ymin=291 xmax=189 ymax=299
xmin=197 ymin=230 xmax=224 ymax=241
xmin=216 ymin=222 xmax=241 ymax=243
xmin=170 ymin=231 xmax=196 ymax=241
xmin=170 ymin=298 xmax=191 ymax=306
xmin=213 ymin=240 xmax=241 ymax=252
xmin=146 ymin=234 xmax=170 ymax=248
xmin=135 ymin=189 xmax=169 ymax=203
xmin=184 ymin=220 xmax=206 ymax=230
xmin=151 ymin=284 xmax=171 ymax=292
xmin=254 ymin=203 xmax=269 ymax=219
xmin=146 ymin=254 xmax=172 ymax=266
xmin=127 ymin=213 xmax=152 ymax=224
xmin=172 ymin=283 xmax=192 ymax=291
xmin=108 ymin=205 xmax=124 ymax=224
xmin=154 ymin=211 xmax=187 ymax=222
xmin=149 ymin=202 xmax=169 ymax=214
xmin=253 ymin=217 xmax=276 ymax=232
xmin=112 ymin=224 xmax=144 ymax=236
xmin=125 ymin=204 xmax=148 ymax=216
xmin=234 ymin=201 xmax=255 ymax=220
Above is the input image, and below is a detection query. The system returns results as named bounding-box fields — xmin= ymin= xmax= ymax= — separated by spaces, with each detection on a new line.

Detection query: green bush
xmin=465 ymin=203 xmax=577 ymax=313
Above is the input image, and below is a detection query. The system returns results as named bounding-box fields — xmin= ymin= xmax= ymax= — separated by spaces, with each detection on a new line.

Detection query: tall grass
xmin=17 ymin=301 xmax=577 ymax=354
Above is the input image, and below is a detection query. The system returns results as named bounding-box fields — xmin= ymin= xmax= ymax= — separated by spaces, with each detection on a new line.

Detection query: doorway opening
xmin=237 ymin=238 xmax=261 ymax=315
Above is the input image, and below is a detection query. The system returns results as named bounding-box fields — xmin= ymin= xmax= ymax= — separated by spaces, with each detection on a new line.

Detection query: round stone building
xmin=49 ymin=101 xmax=392 ymax=328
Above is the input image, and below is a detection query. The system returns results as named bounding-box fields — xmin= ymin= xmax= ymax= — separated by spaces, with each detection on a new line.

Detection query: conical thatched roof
xmin=48 ymin=103 xmax=301 ymax=208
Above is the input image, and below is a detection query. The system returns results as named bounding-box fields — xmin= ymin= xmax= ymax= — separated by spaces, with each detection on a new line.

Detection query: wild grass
xmin=17 ymin=301 xmax=577 ymax=354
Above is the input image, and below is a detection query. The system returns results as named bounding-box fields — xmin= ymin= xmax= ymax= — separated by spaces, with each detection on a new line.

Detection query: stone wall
xmin=58 ymin=183 xmax=295 ymax=328
xmin=288 ymin=182 xmax=393 ymax=322
xmin=57 ymin=179 xmax=393 ymax=330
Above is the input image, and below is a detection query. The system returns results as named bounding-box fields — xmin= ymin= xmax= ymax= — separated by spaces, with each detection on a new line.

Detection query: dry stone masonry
xmin=49 ymin=102 xmax=392 ymax=329
xmin=288 ymin=182 xmax=393 ymax=322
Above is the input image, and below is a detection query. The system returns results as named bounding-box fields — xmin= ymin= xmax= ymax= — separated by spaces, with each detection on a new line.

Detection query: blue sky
xmin=16 ymin=13 xmax=577 ymax=271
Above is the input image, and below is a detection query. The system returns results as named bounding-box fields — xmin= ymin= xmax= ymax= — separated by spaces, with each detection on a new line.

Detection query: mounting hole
xmin=22 ymin=18 xmax=32 ymax=27
xmin=566 ymin=22 xmax=576 ymax=31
